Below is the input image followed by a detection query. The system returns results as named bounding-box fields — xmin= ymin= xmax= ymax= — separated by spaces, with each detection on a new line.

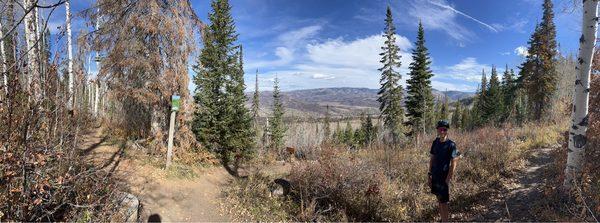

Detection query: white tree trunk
xmin=0 ymin=20 xmax=8 ymax=95
xmin=94 ymin=80 xmax=100 ymax=116
xmin=87 ymin=80 xmax=91 ymax=110
xmin=564 ymin=0 xmax=599 ymax=189
xmin=23 ymin=0 xmax=40 ymax=101
xmin=66 ymin=0 xmax=74 ymax=110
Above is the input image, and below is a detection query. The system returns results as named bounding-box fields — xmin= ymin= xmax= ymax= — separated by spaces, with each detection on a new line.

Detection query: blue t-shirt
xmin=430 ymin=138 xmax=459 ymax=176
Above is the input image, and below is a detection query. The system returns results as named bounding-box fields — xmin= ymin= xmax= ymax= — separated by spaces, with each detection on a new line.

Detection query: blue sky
xmin=46 ymin=0 xmax=582 ymax=92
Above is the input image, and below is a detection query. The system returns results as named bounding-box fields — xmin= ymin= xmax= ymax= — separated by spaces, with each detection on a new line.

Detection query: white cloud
xmin=311 ymin=73 xmax=335 ymax=80
xmin=278 ymin=25 xmax=322 ymax=47
xmin=245 ymin=33 xmax=417 ymax=91
xmin=515 ymin=46 xmax=529 ymax=57
xmin=431 ymin=80 xmax=475 ymax=92
xmin=306 ymin=34 xmax=412 ymax=69
xmin=437 ymin=57 xmax=491 ymax=82
xmin=500 ymin=52 xmax=511 ymax=56
xmin=247 ymin=47 xmax=294 ymax=69
xmin=246 ymin=25 xmax=322 ymax=70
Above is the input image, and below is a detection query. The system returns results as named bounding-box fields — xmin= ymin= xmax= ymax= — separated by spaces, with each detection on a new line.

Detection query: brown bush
xmin=0 ymin=67 xmax=121 ymax=221
xmin=279 ymin=121 xmax=563 ymax=221
xmin=289 ymin=148 xmax=406 ymax=221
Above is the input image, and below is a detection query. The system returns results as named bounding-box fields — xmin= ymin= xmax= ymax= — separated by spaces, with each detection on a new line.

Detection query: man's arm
xmin=446 ymin=158 xmax=458 ymax=183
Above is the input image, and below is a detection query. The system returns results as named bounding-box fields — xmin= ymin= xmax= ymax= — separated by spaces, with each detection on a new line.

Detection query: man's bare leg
xmin=439 ymin=202 xmax=449 ymax=222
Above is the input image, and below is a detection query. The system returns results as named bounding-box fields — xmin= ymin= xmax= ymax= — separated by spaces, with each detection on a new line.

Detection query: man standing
xmin=428 ymin=120 xmax=460 ymax=222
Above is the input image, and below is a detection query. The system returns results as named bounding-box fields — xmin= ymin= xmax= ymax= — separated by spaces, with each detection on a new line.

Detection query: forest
xmin=0 ymin=0 xmax=598 ymax=222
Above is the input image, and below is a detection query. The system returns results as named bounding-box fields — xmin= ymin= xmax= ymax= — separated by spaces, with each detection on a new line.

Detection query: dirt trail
xmin=78 ymin=128 xmax=233 ymax=222
xmin=472 ymin=145 xmax=559 ymax=221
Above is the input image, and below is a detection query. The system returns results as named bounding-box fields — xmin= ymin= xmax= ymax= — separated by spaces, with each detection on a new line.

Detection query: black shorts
xmin=431 ymin=176 xmax=449 ymax=203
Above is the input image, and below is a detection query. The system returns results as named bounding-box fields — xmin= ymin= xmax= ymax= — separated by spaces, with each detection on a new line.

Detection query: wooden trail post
xmin=166 ymin=95 xmax=180 ymax=168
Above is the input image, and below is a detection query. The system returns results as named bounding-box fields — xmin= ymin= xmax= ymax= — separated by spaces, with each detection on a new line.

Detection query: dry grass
xmin=224 ymin=119 xmax=566 ymax=221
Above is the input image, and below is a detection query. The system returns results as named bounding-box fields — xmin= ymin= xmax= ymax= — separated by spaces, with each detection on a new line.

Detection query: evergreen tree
xmin=515 ymin=89 xmax=529 ymax=125
xmin=269 ymin=76 xmax=286 ymax=152
xmin=354 ymin=127 xmax=365 ymax=147
xmin=343 ymin=120 xmax=354 ymax=145
xmin=405 ymin=22 xmax=434 ymax=136
xmin=461 ymin=106 xmax=470 ymax=130
xmin=193 ymin=0 xmax=239 ymax=159
xmin=333 ymin=121 xmax=343 ymax=144
xmin=451 ymin=101 xmax=462 ymax=130
xmin=439 ymin=94 xmax=449 ymax=121
xmin=377 ymin=6 xmax=405 ymax=142
xmin=224 ymin=45 xmax=255 ymax=163
xmin=501 ymin=66 xmax=517 ymax=122
xmin=356 ymin=113 xmax=376 ymax=147
xmin=364 ymin=114 xmax=376 ymax=145
xmin=521 ymin=0 xmax=558 ymax=120
xmin=472 ymin=70 xmax=488 ymax=126
xmin=484 ymin=65 xmax=503 ymax=124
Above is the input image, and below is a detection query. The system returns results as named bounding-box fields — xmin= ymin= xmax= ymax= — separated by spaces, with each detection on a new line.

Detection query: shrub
xmin=225 ymin=117 xmax=567 ymax=221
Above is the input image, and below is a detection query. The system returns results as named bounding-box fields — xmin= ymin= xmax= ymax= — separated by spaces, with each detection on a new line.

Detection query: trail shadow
xmin=148 ymin=214 xmax=161 ymax=222
xmin=81 ymin=135 xmax=108 ymax=155
xmin=100 ymin=142 xmax=126 ymax=173
xmin=220 ymin=158 xmax=248 ymax=179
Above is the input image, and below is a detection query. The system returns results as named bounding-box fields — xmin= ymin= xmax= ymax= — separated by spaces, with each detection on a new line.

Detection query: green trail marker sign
xmin=171 ymin=95 xmax=181 ymax=111
xmin=167 ymin=94 xmax=180 ymax=168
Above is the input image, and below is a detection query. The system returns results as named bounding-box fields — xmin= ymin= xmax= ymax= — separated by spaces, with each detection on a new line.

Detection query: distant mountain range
xmin=246 ymin=87 xmax=475 ymax=117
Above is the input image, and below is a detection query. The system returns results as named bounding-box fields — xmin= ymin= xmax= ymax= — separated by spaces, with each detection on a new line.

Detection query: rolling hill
xmin=246 ymin=87 xmax=474 ymax=118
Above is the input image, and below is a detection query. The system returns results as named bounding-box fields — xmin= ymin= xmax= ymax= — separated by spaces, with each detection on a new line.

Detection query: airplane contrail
xmin=428 ymin=0 xmax=499 ymax=33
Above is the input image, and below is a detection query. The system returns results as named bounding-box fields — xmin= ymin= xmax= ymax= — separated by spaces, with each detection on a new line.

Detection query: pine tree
xmin=484 ymin=65 xmax=503 ymax=124
xmin=363 ymin=114 xmax=376 ymax=146
xmin=439 ymin=94 xmax=449 ymax=121
xmin=405 ymin=22 xmax=434 ymax=136
xmin=355 ymin=113 xmax=376 ymax=147
xmin=224 ymin=45 xmax=255 ymax=164
xmin=501 ymin=66 xmax=517 ymax=122
xmin=269 ymin=76 xmax=285 ymax=153
xmin=193 ymin=0 xmax=253 ymax=174
xmin=343 ymin=120 xmax=354 ymax=145
xmin=521 ymin=0 xmax=558 ymax=120
xmin=461 ymin=106 xmax=470 ymax=130
xmin=451 ymin=101 xmax=462 ymax=130
xmin=377 ymin=6 xmax=404 ymax=142
xmin=515 ymin=89 xmax=529 ymax=125
xmin=472 ymin=70 xmax=488 ymax=126
xmin=333 ymin=121 xmax=343 ymax=144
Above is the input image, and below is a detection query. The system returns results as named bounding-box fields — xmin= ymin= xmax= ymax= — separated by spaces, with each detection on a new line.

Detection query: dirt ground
xmin=79 ymin=128 xmax=233 ymax=222
xmin=469 ymin=145 xmax=560 ymax=221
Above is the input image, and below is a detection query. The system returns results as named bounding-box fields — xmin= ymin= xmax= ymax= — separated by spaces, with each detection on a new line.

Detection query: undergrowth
xmin=223 ymin=121 xmax=566 ymax=221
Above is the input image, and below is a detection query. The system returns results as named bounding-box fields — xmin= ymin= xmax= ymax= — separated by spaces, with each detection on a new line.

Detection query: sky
xmin=44 ymin=0 xmax=582 ymax=93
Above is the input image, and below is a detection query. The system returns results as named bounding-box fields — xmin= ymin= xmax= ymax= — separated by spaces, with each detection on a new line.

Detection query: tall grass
xmin=224 ymin=120 xmax=567 ymax=221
